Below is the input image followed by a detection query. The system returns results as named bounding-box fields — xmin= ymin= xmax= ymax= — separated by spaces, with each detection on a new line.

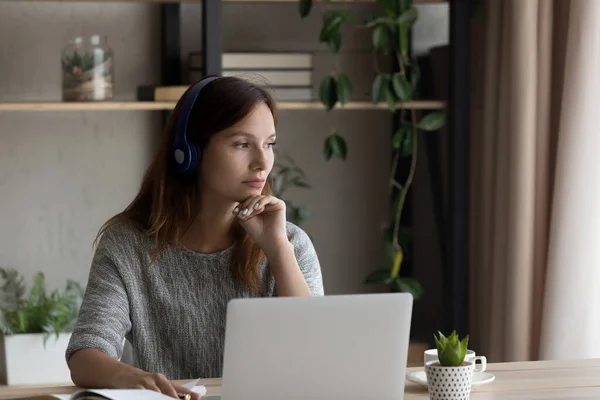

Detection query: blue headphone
xmin=172 ymin=76 xmax=221 ymax=175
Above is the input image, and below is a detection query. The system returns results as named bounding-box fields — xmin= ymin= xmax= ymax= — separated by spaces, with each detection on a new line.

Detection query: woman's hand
xmin=233 ymin=195 xmax=289 ymax=254
xmin=111 ymin=370 xmax=201 ymax=400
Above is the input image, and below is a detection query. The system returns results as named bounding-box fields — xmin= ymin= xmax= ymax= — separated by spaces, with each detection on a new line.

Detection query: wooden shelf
xmin=0 ymin=100 xmax=444 ymax=111
xmin=279 ymin=100 xmax=445 ymax=110
xmin=0 ymin=101 xmax=176 ymax=111
xmin=144 ymin=86 xmax=445 ymax=110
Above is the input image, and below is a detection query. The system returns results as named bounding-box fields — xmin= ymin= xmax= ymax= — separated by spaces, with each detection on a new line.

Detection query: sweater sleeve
xmin=65 ymin=232 xmax=132 ymax=363
xmin=286 ymin=222 xmax=325 ymax=296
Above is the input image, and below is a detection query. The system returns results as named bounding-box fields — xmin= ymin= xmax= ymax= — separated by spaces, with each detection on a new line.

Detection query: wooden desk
xmin=1 ymin=359 xmax=599 ymax=399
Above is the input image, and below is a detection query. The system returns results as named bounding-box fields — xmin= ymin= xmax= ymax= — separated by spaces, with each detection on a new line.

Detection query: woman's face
xmin=199 ymin=102 xmax=276 ymax=204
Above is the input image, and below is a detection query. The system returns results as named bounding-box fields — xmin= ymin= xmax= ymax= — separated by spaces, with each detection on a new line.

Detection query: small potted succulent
xmin=425 ymin=331 xmax=485 ymax=400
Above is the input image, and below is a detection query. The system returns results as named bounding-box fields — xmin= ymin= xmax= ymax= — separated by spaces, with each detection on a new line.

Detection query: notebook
xmin=46 ymin=379 xmax=206 ymax=400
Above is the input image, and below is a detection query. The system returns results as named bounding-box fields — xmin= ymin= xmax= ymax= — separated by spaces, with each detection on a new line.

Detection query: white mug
xmin=424 ymin=348 xmax=487 ymax=371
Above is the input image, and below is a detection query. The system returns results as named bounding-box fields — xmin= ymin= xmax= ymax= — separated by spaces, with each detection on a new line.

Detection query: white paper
xmin=50 ymin=395 xmax=73 ymax=400
xmin=50 ymin=377 xmax=206 ymax=400
xmin=184 ymin=378 xmax=207 ymax=396
xmin=183 ymin=378 xmax=200 ymax=389
xmin=82 ymin=389 xmax=175 ymax=400
xmin=191 ymin=385 xmax=207 ymax=396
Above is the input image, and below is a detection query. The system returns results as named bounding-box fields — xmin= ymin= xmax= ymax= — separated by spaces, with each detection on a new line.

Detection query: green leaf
xmin=396 ymin=277 xmax=423 ymax=301
xmin=377 ymin=0 xmax=396 ymax=15
xmin=460 ymin=335 xmax=470 ymax=360
xmin=371 ymin=74 xmax=388 ymax=103
xmin=400 ymin=25 xmax=409 ymax=56
xmin=392 ymin=125 xmax=413 ymax=157
xmin=397 ymin=6 xmax=418 ymax=28
xmin=299 ymin=0 xmax=312 ymax=18
xmin=364 ymin=269 xmax=393 ymax=284
xmin=336 ymin=73 xmax=353 ymax=104
xmin=434 ymin=330 xmax=469 ymax=366
xmin=400 ymin=125 xmax=413 ymax=157
xmin=323 ymin=132 xmax=347 ymax=161
xmin=390 ymin=249 xmax=403 ymax=279
xmin=383 ymin=237 xmax=395 ymax=269
xmin=320 ymin=10 xmax=351 ymax=42
xmin=397 ymin=0 xmax=413 ymax=13
xmin=434 ymin=332 xmax=445 ymax=353
xmin=372 ymin=25 xmax=392 ymax=53
xmin=327 ymin=30 xmax=342 ymax=53
xmin=392 ymin=73 xmax=412 ymax=101
xmin=392 ymin=125 xmax=408 ymax=149
xmin=384 ymin=85 xmax=396 ymax=111
xmin=366 ymin=16 xmax=395 ymax=29
xmin=0 ymin=267 xmax=26 ymax=311
xmin=28 ymin=273 xmax=46 ymax=307
xmin=319 ymin=75 xmax=337 ymax=111
xmin=417 ymin=111 xmax=446 ymax=131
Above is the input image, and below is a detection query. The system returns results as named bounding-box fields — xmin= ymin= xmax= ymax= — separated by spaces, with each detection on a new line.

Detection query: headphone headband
xmin=172 ymin=76 xmax=221 ymax=174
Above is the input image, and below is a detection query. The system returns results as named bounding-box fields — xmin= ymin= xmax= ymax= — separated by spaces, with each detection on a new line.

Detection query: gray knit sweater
xmin=65 ymin=221 xmax=324 ymax=380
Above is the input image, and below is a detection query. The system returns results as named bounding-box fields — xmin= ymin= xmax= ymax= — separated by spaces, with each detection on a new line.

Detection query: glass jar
xmin=61 ymin=35 xmax=114 ymax=101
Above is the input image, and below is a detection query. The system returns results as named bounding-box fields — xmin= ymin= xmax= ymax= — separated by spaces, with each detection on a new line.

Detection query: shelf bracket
xmin=203 ymin=0 xmax=223 ymax=77
xmin=160 ymin=3 xmax=181 ymax=85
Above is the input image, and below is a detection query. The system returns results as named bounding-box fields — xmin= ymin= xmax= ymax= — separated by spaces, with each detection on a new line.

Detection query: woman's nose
xmin=250 ymin=148 xmax=268 ymax=171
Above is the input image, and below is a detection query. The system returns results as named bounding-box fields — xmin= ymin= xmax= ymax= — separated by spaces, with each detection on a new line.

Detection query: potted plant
xmin=425 ymin=331 xmax=486 ymax=400
xmin=0 ymin=267 xmax=84 ymax=385
xmin=297 ymin=0 xmax=446 ymax=300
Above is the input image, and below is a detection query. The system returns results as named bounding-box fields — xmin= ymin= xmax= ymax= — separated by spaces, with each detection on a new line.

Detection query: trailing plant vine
xmin=298 ymin=0 xmax=446 ymax=300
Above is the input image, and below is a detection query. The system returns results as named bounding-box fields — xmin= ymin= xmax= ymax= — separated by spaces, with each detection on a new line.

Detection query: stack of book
xmin=188 ymin=51 xmax=314 ymax=102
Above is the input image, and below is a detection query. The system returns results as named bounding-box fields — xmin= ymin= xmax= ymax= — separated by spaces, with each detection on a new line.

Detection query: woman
xmin=65 ymin=76 xmax=324 ymax=399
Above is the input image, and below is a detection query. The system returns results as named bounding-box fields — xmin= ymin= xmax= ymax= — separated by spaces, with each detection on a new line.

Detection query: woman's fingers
xmin=153 ymin=373 xmax=179 ymax=398
xmin=234 ymin=195 xmax=264 ymax=219
xmin=232 ymin=195 xmax=286 ymax=221
xmin=173 ymin=384 xmax=202 ymax=400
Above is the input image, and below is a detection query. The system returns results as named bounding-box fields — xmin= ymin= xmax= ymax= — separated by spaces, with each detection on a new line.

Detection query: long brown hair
xmin=97 ymin=76 xmax=279 ymax=293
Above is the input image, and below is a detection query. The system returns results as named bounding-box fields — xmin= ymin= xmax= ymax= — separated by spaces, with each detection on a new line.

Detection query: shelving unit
xmin=0 ymin=100 xmax=445 ymax=112
xmin=0 ymin=0 xmax=469 ymax=337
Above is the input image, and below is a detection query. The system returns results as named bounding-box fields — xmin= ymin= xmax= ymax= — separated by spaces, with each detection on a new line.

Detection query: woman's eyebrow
xmin=226 ymin=131 xmax=277 ymax=139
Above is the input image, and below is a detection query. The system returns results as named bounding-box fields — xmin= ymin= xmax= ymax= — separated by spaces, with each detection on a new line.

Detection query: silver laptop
xmin=215 ymin=292 xmax=413 ymax=400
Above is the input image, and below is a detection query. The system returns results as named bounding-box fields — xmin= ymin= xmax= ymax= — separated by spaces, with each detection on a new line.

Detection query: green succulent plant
xmin=434 ymin=330 xmax=469 ymax=367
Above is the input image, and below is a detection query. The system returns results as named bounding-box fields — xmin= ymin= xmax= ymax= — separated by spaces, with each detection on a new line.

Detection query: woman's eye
xmin=235 ymin=143 xmax=249 ymax=148
xmin=267 ymin=142 xmax=277 ymax=148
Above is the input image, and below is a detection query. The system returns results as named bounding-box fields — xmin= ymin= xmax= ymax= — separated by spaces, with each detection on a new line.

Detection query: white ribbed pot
xmin=424 ymin=357 xmax=486 ymax=400
xmin=0 ymin=333 xmax=72 ymax=385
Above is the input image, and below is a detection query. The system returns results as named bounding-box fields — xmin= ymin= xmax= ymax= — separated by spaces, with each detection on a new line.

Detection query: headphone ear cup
xmin=187 ymin=143 xmax=200 ymax=174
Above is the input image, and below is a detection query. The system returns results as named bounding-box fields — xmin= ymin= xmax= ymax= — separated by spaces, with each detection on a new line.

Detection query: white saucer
xmin=406 ymin=370 xmax=496 ymax=387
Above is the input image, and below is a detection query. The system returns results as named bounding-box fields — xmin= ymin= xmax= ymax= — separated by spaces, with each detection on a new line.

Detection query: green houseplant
xmin=298 ymin=0 xmax=446 ymax=300
xmin=0 ymin=268 xmax=84 ymax=342
xmin=0 ymin=267 xmax=84 ymax=385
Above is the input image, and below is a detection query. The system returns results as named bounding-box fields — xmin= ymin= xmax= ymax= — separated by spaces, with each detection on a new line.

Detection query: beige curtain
xmin=470 ymin=0 xmax=600 ymax=362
